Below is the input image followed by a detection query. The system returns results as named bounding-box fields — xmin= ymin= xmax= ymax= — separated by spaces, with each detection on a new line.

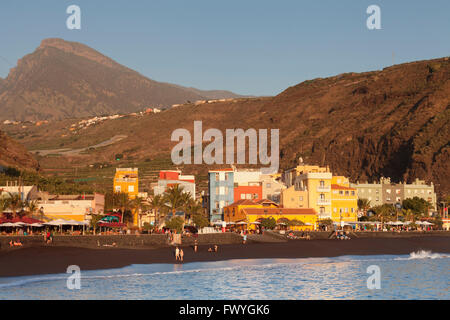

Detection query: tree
xmin=372 ymin=204 xmax=396 ymax=225
xmin=0 ymin=197 xmax=10 ymax=216
xmin=113 ymin=192 xmax=133 ymax=223
xmin=25 ymin=200 xmax=38 ymax=218
xmin=289 ymin=219 xmax=305 ymax=227
xmin=357 ymin=198 xmax=371 ymax=216
xmin=7 ymin=192 xmax=24 ymax=219
xmin=163 ymin=185 xmax=186 ymax=215
xmin=132 ymin=196 xmax=148 ymax=227
xmin=149 ymin=195 xmax=165 ymax=227
xmin=165 ymin=217 xmax=184 ymax=233
xmin=192 ymin=214 xmax=209 ymax=229
xmin=90 ymin=214 xmax=103 ymax=235
xmin=261 ymin=217 xmax=276 ymax=230
xmin=402 ymin=197 xmax=431 ymax=217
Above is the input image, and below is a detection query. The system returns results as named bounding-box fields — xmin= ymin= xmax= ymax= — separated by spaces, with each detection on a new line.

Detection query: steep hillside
xmin=3 ymin=57 xmax=449 ymax=196
xmin=0 ymin=38 xmax=243 ymax=121
xmin=0 ymin=130 xmax=38 ymax=170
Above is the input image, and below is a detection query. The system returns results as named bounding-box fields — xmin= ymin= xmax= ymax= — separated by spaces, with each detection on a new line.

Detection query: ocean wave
xmin=395 ymin=250 xmax=450 ymax=261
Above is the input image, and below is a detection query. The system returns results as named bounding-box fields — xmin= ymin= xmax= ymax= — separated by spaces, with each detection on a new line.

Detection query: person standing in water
xmin=175 ymin=246 xmax=180 ymax=261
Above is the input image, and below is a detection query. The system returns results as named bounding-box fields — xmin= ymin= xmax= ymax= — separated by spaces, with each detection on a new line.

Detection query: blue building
xmin=208 ymin=169 xmax=235 ymax=222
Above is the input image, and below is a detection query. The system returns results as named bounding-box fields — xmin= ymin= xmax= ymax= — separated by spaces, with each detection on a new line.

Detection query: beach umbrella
xmin=11 ymin=222 xmax=26 ymax=227
xmin=236 ymin=221 xmax=247 ymax=225
xmin=422 ymin=221 xmax=433 ymax=225
xmin=250 ymin=221 xmax=261 ymax=225
xmin=30 ymin=223 xmax=44 ymax=227
xmin=0 ymin=222 xmax=15 ymax=227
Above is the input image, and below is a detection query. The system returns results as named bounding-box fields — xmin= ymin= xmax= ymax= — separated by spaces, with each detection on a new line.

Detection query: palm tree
xmin=0 ymin=197 xmax=10 ymax=216
xmin=7 ymin=192 xmax=24 ymax=219
xmin=149 ymin=194 xmax=165 ymax=227
xmin=114 ymin=192 xmax=132 ymax=223
xmin=357 ymin=198 xmax=371 ymax=217
xmin=132 ymin=196 xmax=148 ymax=228
xmin=163 ymin=185 xmax=186 ymax=216
xmin=25 ymin=200 xmax=38 ymax=218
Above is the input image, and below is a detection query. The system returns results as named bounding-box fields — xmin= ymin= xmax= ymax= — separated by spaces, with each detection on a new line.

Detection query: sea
xmin=0 ymin=250 xmax=448 ymax=300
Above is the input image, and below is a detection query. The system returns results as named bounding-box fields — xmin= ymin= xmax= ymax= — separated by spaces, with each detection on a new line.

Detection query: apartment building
xmin=113 ymin=168 xmax=139 ymax=199
xmin=153 ymin=170 xmax=196 ymax=200
xmin=350 ymin=177 xmax=437 ymax=211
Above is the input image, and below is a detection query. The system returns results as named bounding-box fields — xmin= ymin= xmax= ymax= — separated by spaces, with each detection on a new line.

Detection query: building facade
xmin=153 ymin=170 xmax=196 ymax=199
xmin=350 ymin=177 xmax=437 ymax=211
xmin=113 ymin=168 xmax=139 ymax=199
xmin=331 ymin=176 xmax=358 ymax=223
xmin=208 ymin=169 xmax=234 ymax=221
xmin=37 ymin=193 xmax=105 ymax=222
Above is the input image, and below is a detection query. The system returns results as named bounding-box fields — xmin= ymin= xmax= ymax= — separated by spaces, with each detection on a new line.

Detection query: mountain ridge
xmin=0 ymin=38 xmax=244 ymax=121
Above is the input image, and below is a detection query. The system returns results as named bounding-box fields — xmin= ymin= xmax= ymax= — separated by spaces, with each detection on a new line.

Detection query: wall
xmin=0 ymin=233 xmax=243 ymax=251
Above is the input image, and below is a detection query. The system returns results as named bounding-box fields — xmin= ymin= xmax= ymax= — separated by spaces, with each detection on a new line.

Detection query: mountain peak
xmin=38 ymin=38 xmax=120 ymax=70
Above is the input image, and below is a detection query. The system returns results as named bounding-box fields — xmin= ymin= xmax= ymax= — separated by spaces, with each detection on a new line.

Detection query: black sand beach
xmin=1 ymin=236 xmax=449 ymax=277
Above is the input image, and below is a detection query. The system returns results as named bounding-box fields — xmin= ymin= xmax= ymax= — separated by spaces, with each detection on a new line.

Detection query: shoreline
xmin=1 ymin=236 xmax=449 ymax=277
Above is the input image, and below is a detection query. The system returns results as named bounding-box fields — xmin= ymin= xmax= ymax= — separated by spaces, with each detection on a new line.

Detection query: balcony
xmin=317 ymin=199 xmax=331 ymax=206
xmin=317 ymin=186 xmax=331 ymax=192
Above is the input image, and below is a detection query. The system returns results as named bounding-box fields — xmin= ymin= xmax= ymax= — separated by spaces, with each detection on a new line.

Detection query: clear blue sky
xmin=0 ymin=0 xmax=449 ymax=96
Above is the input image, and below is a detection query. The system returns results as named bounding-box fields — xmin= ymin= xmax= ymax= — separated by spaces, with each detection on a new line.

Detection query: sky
xmin=0 ymin=0 xmax=449 ymax=96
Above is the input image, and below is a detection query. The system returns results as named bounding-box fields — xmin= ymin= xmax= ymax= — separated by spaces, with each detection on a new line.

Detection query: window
xmin=115 ymin=186 xmax=121 ymax=192
xmin=254 ymin=193 xmax=259 ymax=199
xmin=339 ymin=191 xmax=343 ymax=195
xmin=246 ymin=194 xmax=252 ymax=199
xmin=320 ymin=194 xmax=325 ymax=200
xmin=266 ymin=183 xmax=271 ymax=188
xmin=345 ymin=191 xmax=349 ymax=195
xmin=345 ymin=208 xmax=348 ymax=213
xmin=215 ymin=173 xmax=219 ymax=181
xmin=241 ymin=194 xmax=246 ymax=200
xmin=225 ymin=201 xmax=229 ymax=207
xmin=320 ymin=180 xmax=325 ymax=187
xmin=386 ymin=189 xmax=391 ymax=194
xmin=215 ymin=201 xmax=219 ymax=209
xmin=351 ymin=191 xmax=355 ymax=196
xmin=299 ymin=196 xmax=303 ymax=201
xmin=216 ymin=187 xmax=219 ymax=194
xmin=128 ymin=185 xmax=134 ymax=193
xmin=225 ymin=187 xmax=229 ymax=194
xmin=333 ymin=207 xmax=337 ymax=213
xmin=396 ymin=189 xmax=401 ymax=195
xmin=225 ymin=173 xmax=229 ymax=181
xmin=351 ymin=208 xmax=354 ymax=213
xmin=339 ymin=208 xmax=343 ymax=213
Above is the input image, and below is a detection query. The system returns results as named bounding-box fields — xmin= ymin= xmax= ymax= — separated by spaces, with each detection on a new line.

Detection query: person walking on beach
xmin=179 ymin=249 xmax=184 ymax=262
xmin=194 ymin=240 xmax=198 ymax=253
xmin=175 ymin=246 xmax=180 ymax=261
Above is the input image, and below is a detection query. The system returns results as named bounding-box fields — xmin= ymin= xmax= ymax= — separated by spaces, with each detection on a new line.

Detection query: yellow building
xmin=331 ymin=176 xmax=358 ymax=223
xmin=284 ymin=164 xmax=332 ymax=220
xmin=280 ymin=186 xmax=309 ymax=208
xmin=224 ymin=199 xmax=279 ymax=223
xmin=113 ymin=168 xmax=139 ymax=199
xmin=113 ymin=168 xmax=139 ymax=224
xmin=241 ymin=208 xmax=317 ymax=231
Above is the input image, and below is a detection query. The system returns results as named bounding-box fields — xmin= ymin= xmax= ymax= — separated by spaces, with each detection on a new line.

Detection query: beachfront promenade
xmin=1 ymin=230 xmax=450 ymax=251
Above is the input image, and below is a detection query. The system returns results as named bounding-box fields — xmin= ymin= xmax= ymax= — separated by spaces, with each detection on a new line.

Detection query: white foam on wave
xmin=395 ymin=250 xmax=450 ymax=261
